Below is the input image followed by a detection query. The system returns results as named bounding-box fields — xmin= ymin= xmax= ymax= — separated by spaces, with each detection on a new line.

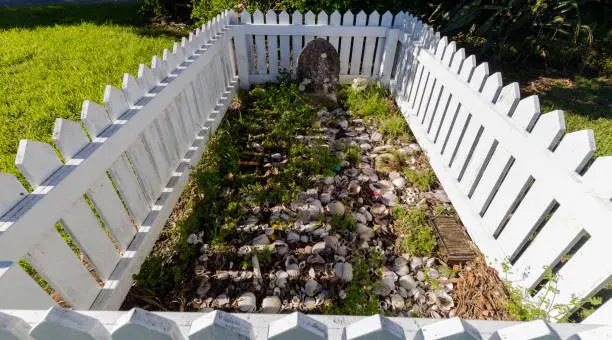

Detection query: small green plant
xmin=330 ymin=214 xmax=356 ymax=232
xmin=393 ymin=205 xmax=437 ymax=256
xmin=379 ymin=115 xmax=410 ymax=138
xmin=345 ymin=145 xmax=361 ymax=166
xmin=402 ymin=167 xmax=439 ymax=192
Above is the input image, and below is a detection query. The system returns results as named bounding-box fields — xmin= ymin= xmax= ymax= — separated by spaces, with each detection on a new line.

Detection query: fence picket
xmin=15 ymin=140 xmax=102 ymax=308
xmin=52 ymin=118 xmax=135 ymax=251
xmin=138 ymin=64 xmax=156 ymax=93
xmin=240 ymin=11 xmax=256 ymax=75
xmin=329 ymin=11 xmax=341 ymax=51
xmin=415 ymin=37 xmax=447 ymax=122
xmin=81 ymin=101 xmax=150 ymax=225
xmin=279 ymin=11 xmax=291 ymax=72
xmin=122 ymin=74 xmax=145 ymax=106
xmin=291 ymin=11 xmax=303 ymax=76
xmin=428 ymin=51 xmax=465 ymax=143
xmin=349 ymin=11 xmax=367 ymax=75
xmin=304 ymin=11 xmax=315 ymax=44
xmin=373 ymin=11 xmax=392 ymax=77
xmin=469 ymin=83 xmax=520 ymax=213
xmin=266 ymin=11 xmax=279 ymax=75
xmin=253 ymin=10 xmax=266 ymax=74
xmin=360 ymin=11 xmax=379 ymax=77
xmin=422 ymin=41 xmax=455 ymax=134
xmin=339 ymin=10 xmax=353 ymax=75
xmin=317 ymin=11 xmax=328 ymax=41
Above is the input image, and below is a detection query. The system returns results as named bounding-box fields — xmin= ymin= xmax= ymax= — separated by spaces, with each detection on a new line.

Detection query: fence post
xmin=233 ymin=26 xmax=251 ymax=89
xmin=380 ymin=28 xmax=399 ymax=87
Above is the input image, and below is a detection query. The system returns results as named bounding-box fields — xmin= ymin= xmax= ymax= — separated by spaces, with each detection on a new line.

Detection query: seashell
xmin=348 ymin=181 xmax=361 ymax=195
xmin=426 ymin=291 xmax=437 ymax=305
xmin=390 ymin=294 xmax=405 ymax=310
xmin=285 ymin=255 xmax=298 ymax=268
xmin=426 ymin=257 xmax=436 ymax=268
xmin=339 ymin=290 xmax=347 ymax=299
xmin=312 ymin=241 xmax=326 ymax=254
xmin=300 ymin=235 xmax=309 ymax=243
xmin=398 ymin=286 xmax=409 ymax=299
xmin=351 ymin=212 xmax=367 ymax=224
xmin=273 ymin=240 xmax=289 ymax=256
xmin=274 ymin=287 xmax=281 ymax=296
xmin=436 ymin=291 xmax=454 ymax=311
xmin=299 ymin=261 xmax=307 ymax=269
xmin=303 ymin=297 xmax=317 ymax=310
xmin=276 ymin=277 xmax=288 ymax=289
xmin=399 ymin=275 xmax=417 ymax=290
xmin=429 ymin=310 xmax=442 ymax=319
xmin=237 ymin=292 xmax=256 ymax=312
xmin=381 ymin=192 xmax=398 ymax=207
xmin=307 ymin=254 xmax=326 ymax=265
xmin=427 ymin=268 xmax=439 ymax=280
xmin=379 ymin=301 xmax=389 ymax=310
xmin=324 ymin=235 xmax=339 ymax=252
xmin=320 ymin=193 xmax=332 ymax=205
xmin=194 ymin=265 xmax=206 ymax=277
xmin=291 ymin=296 xmax=301 ymax=308
xmin=308 ymin=267 xmax=316 ymax=279
xmin=286 ymin=264 xmax=300 ymax=278
xmin=382 ymin=267 xmax=399 ymax=282
xmin=262 ymin=296 xmax=281 ymax=313
xmin=238 ymin=245 xmax=252 ymax=255
xmin=305 ymin=279 xmax=321 ymax=297
xmin=214 ymin=294 xmax=230 ymax=306
xmin=214 ymin=271 xmax=230 ymax=280
xmin=276 ymin=270 xmax=289 ymax=279
xmin=269 ymin=281 xmax=276 ymax=289
xmin=196 ymin=281 xmax=211 ymax=298
xmin=286 ymin=232 xmax=300 ymax=244
xmin=410 ymin=257 xmax=424 ymax=271
xmin=416 ymin=271 xmax=426 ymax=282
xmin=371 ymin=204 xmax=388 ymax=218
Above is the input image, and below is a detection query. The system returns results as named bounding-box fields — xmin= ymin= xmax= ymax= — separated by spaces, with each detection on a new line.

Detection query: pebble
xmin=416 ymin=271 xmax=426 ymax=282
xmin=312 ymin=242 xmax=326 ymax=254
xmin=371 ymin=131 xmax=383 ymax=142
xmin=399 ymin=275 xmax=417 ymax=290
xmin=305 ymin=279 xmax=321 ymax=297
xmin=237 ymin=292 xmax=256 ymax=312
xmin=262 ymin=296 xmax=281 ymax=313
xmin=320 ymin=193 xmax=331 ymax=204
xmin=251 ymin=234 xmax=270 ymax=245
xmin=328 ymin=201 xmax=345 ymax=216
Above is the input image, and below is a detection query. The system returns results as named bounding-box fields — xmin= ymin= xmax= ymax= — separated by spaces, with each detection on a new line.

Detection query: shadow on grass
xmin=0 ymin=2 xmax=188 ymax=39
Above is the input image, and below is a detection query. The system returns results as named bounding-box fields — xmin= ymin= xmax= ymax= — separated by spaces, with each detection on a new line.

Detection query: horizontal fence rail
xmin=0 ymin=7 xmax=610 ymax=329
xmin=0 ymin=307 xmax=609 ymax=339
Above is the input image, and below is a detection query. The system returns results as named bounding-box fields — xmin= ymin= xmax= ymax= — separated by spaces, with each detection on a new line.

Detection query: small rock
xmin=300 ymin=235 xmax=309 ymax=243
xmin=410 ymin=257 xmax=424 ymax=271
xmin=428 ymin=268 xmax=440 ymax=280
xmin=351 ymin=212 xmax=367 ymax=224
xmin=374 ymin=277 xmax=395 ymax=296
xmin=324 ymin=235 xmax=339 ymax=252
xmin=371 ymin=204 xmax=388 ymax=217
xmin=262 ymin=296 xmax=281 ymax=313
xmin=286 ymin=232 xmax=300 ymax=244
xmin=305 ymin=279 xmax=321 ymax=297
xmin=399 ymin=275 xmax=417 ymax=290
xmin=271 ymin=153 xmax=282 ymax=160
xmin=214 ymin=294 xmax=230 ymax=306
xmin=381 ymin=192 xmax=398 ymax=206
xmin=339 ymin=290 xmax=347 ymax=299
xmin=320 ymin=193 xmax=331 ymax=204
xmin=360 ymin=143 xmax=372 ymax=151
xmin=312 ymin=242 xmax=326 ymax=254
xmin=416 ymin=271 xmax=426 ymax=282
xmin=390 ymin=294 xmax=405 ymax=310
xmin=337 ymin=245 xmax=348 ymax=257
xmin=307 ymin=254 xmax=326 ymax=264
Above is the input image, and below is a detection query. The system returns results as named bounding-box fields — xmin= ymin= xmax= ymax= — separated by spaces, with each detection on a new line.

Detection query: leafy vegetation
xmin=393 ymin=205 xmax=437 ymax=257
xmin=402 ymin=167 xmax=439 ymax=192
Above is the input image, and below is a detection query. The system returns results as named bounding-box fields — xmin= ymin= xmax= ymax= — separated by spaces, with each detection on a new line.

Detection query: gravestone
xmin=296 ymin=38 xmax=340 ymax=105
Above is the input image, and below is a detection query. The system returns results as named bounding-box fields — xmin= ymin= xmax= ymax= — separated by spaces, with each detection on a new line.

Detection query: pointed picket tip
xmin=81 ymin=100 xmax=111 ymax=139
xmin=268 ymin=312 xmax=327 ymax=340
xmin=240 ymin=10 xmax=251 ymax=23
xmin=530 ymin=110 xmax=566 ymax=150
xmin=344 ymin=314 xmax=404 ymax=340
xmin=317 ymin=11 xmax=328 ymax=25
xmin=481 ymin=72 xmax=503 ymax=102
xmin=418 ymin=318 xmax=480 ymax=340
xmin=103 ymin=85 xmax=130 ymax=121
xmin=583 ymin=156 xmax=612 ymax=200
xmin=449 ymin=48 xmax=466 ymax=73
xmin=163 ymin=49 xmax=177 ymax=74
xmin=356 ymin=10 xmax=367 ymax=22
xmin=151 ymin=55 xmax=167 ymax=83
xmin=112 ymin=308 xmax=182 ymax=340
xmin=305 ymin=10 xmax=315 ymax=24
xmin=441 ymin=41 xmax=456 ymax=66
xmin=189 ymin=310 xmax=253 ymax=340
xmin=52 ymin=118 xmax=89 ymax=161
xmin=393 ymin=11 xmax=404 ymax=27
xmin=265 ymin=10 xmax=277 ymax=24
xmin=468 ymin=62 xmax=489 ymax=91
xmin=343 ymin=10 xmax=354 ymax=24
xmin=459 ymin=55 xmax=477 ymax=81
xmin=0 ymin=311 xmax=31 ymax=340
xmin=512 ymin=95 xmax=541 ymax=131
xmin=228 ymin=9 xmax=238 ymax=24
xmin=490 ymin=320 xmax=560 ymax=340
xmin=553 ymin=129 xmax=596 ymax=173
xmin=434 ymin=36 xmax=448 ymax=59
xmin=16 ymin=140 xmax=63 ymax=188
xmin=495 ymin=82 xmax=520 ymax=116
xmin=279 ymin=10 xmax=289 ymax=20
xmin=292 ymin=11 xmax=303 ymax=24
xmin=138 ymin=63 xmax=157 ymax=93
xmin=31 ymin=306 xmax=112 ymax=340
xmin=0 ymin=174 xmax=28 ymax=217
xmin=122 ymin=73 xmax=145 ymax=107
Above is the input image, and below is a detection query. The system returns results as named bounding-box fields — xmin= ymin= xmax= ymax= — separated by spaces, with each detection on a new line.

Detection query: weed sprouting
xmin=402 ymin=167 xmax=439 ymax=192
xmin=393 ymin=205 xmax=438 ymax=257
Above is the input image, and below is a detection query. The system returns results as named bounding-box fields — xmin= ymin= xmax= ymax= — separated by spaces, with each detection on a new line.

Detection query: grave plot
xmin=122 ymin=78 xmax=511 ymax=319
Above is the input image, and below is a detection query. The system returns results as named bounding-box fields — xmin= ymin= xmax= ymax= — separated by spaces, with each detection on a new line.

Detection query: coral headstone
xmin=296 ymin=38 xmax=340 ymax=105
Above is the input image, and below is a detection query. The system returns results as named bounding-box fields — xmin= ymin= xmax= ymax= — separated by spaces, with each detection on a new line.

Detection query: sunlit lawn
xmin=0 ymin=2 xmax=189 ymax=183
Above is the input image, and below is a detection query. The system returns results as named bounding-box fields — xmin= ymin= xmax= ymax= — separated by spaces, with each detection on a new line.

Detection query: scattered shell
xmin=339 ymin=290 xmax=347 ymax=299
xmin=286 ymin=264 xmax=300 ymax=278
xmin=390 ymin=294 xmax=405 ymax=310
xmin=399 ymin=275 xmax=418 ymax=290
xmin=237 ymin=292 xmax=256 ymax=312
xmin=320 ymin=193 xmax=332 ymax=204
xmin=196 ymin=281 xmax=211 ymax=297
xmin=325 ymin=235 xmax=339 ymax=252
xmin=334 ymin=262 xmax=354 ymax=282
xmin=214 ymin=294 xmax=230 ymax=306
xmin=312 ymin=242 xmax=326 ymax=254
xmin=374 ymin=277 xmax=395 ymax=296
xmin=262 ymin=296 xmax=281 ymax=313
xmin=328 ymin=201 xmax=345 ymax=216
xmin=252 ymin=234 xmax=270 ymax=245
xmin=416 ymin=271 xmax=426 ymax=282
xmin=371 ymin=204 xmax=388 ymax=217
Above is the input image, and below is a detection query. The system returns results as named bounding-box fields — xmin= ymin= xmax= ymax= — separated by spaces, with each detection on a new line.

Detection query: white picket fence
xmin=0 ymin=7 xmax=610 ymax=329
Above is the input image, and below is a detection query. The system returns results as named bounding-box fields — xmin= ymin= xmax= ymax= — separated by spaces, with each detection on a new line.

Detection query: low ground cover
xmin=123 ymin=79 xmax=511 ymax=318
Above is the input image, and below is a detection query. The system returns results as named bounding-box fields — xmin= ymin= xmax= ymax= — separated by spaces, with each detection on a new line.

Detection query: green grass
xmin=0 ymin=3 xmax=189 ymax=184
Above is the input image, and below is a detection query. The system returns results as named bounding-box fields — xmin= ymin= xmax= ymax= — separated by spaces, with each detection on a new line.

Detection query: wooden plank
xmin=0 ymin=261 xmax=55 ymax=309
xmin=304 ymin=11 xmax=315 ymax=45
xmin=265 ymin=10 xmax=279 ymax=75
xmin=509 ymin=208 xmax=584 ymax=289
xmin=338 ymin=10 xmax=353 ymax=75
xmin=240 ymin=11 xmax=255 ymax=76
xmin=238 ymin=22 xmax=389 ymax=37
xmin=349 ymin=11 xmax=367 ymax=75
xmin=253 ymin=10 xmax=266 ymax=74
xmin=372 ymin=11 xmax=393 ymax=77
xmin=291 ymin=11 xmax=303 ymax=77
xmin=432 ymin=216 xmax=475 ymax=266
xmin=328 ymin=11 xmax=340 ymax=51
xmin=26 ymin=229 xmax=101 ymax=309
xmin=317 ymin=11 xmax=328 ymax=40
xmin=108 ymin=155 xmax=151 ymax=225
xmin=278 ymin=11 xmax=291 ymax=73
